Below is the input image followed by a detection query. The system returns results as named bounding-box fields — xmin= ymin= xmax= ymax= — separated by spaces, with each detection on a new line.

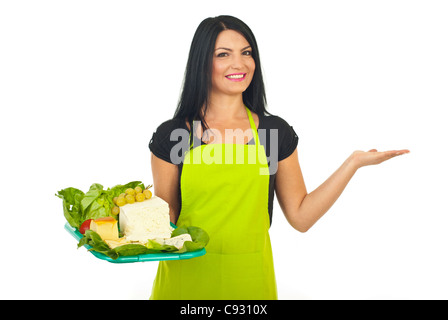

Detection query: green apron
xmin=150 ymin=107 xmax=277 ymax=300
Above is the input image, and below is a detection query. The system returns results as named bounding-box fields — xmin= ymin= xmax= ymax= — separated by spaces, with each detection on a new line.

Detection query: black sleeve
xmin=260 ymin=114 xmax=299 ymax=162
xmin=149 ymin=119 xmax=186 ymax=164
xmin=277 ymin=117 xmax=299 ymax=161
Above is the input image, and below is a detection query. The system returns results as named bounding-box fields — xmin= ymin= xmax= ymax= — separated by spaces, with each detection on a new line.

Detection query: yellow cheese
xmin=105 ymin=238 xmax=129 ymax=249
xmin=90 ymin=217 xmax=119 ymax=241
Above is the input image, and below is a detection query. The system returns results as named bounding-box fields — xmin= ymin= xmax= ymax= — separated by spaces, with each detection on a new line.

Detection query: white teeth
xmin=226 ymin=74 xmax=245 ymax=79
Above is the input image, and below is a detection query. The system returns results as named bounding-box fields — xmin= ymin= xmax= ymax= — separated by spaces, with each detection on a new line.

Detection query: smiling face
xmin=211 ymin=30 xmax=256 ymax=99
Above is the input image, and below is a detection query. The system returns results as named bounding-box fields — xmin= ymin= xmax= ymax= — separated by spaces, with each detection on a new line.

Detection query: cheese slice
xmin=105 ymin=237 xmax=129 ymax=249
xmin=153 ymin=234 xmax=193 ymax=250
xmin=90 ymin=217 xmax=119 ymax=241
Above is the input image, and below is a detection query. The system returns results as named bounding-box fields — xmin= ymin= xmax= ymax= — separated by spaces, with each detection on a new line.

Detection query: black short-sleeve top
xmin=149 ymin=113 xmax=299 ymax=226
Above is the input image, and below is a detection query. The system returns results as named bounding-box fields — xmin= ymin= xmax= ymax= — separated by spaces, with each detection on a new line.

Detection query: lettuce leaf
xmin=80 ymin=184 xmax=111 ymax=222
xmin=56 ymin=187 xmax=84 ymax=228
xmin=57 ymin=181 xmax=145 ymax=228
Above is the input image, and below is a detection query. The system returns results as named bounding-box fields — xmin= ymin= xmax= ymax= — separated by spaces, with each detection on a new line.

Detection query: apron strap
xmin=245 ymin=106 xmax=260 ymax=146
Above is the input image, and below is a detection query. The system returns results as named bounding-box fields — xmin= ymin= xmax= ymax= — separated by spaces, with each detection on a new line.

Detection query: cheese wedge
xmin=90 ymin=217 xmax=119 ymax=241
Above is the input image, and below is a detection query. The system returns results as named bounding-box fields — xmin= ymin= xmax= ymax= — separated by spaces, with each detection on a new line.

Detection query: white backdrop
xmin=1 ymin=0 xmax=447 ymax=300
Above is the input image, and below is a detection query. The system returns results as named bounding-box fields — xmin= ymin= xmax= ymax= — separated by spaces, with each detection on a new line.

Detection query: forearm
xmin=294 ymin=154 xmax=358 ymax=232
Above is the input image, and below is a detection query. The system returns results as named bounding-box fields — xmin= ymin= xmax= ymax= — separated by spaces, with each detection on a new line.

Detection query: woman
xmin=148 ymin=15 xmax=409 ymax=300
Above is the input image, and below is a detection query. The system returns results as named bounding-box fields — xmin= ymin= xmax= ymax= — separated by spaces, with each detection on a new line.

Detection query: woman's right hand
xmin=350 ymin=149 xmax=410 ymax=169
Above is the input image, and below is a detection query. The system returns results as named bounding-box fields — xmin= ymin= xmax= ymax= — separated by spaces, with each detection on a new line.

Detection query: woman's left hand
xmin=351 ymin=149 xmax=410 ymax=169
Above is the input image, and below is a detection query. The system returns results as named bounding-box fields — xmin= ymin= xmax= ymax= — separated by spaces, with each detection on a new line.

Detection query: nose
xmin=230 ymin=54 xmax=244 ymax=70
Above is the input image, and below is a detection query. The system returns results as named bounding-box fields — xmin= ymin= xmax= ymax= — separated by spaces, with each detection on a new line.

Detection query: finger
xmin=382 ymin=150 xmax=410 ymax=160
xmin=368 ymin=149 xmax=378 ymax=153
xmin=383 ymin=150 xmax=401 ymax=157
xmin=389 ymin=149 xmax=410 ymax=156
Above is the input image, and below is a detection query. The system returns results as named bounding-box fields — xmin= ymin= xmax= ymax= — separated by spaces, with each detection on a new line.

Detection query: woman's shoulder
xmin=258 ymin=112 xmax=297 ymax=132
xmin=154 ymin=118 xmax=188 ymax=136
xmin=152 ymin=118 xmax=190 ymax=143
xmin=149 ymin=118 xmax=189 ymax=163
xmin=258 ymin=111 xmax=299 ymax=161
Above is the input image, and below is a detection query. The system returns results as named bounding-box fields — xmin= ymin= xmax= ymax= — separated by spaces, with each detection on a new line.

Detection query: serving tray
xmin=64 ymin=222 xmax=206 ymax=263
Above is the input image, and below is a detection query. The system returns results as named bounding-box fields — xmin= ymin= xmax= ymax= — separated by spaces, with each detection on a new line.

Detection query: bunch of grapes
xmin=111 ymin=185 xmax=153 ymax=215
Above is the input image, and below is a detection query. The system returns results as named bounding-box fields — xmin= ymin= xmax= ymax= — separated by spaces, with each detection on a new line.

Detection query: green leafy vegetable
xmin=80 ymin=184 xmax=111 ymax=222
xmin=146 ymin=239 xmax=178 ymax=252
xmin=56 ymin=187 xmax=84 ymax=228
xmin=56 ymin=181 xmax=145 ymax=228
xmin=79 ymin=230 xmax=159 ymax=259
xmin=78 ymin=230 xmax=119 ymax=260
xmin=59 ymin=181 xmax=209 ymax=259
xmin=77 ymin=227 xmax=210 ymax=260
xmin=114 ymin=244 xmax=150 ymax=256
xmin=172 ymin=226 xmax=210 ymax=253
xmin=107 ymin=181 xmax=145 ymax=199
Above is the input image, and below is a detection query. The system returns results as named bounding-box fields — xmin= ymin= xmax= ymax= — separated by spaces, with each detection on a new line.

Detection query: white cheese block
xmin=119 ymin=196 xmax=173 ymax=243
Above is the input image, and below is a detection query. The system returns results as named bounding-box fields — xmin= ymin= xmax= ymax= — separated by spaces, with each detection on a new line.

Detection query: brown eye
xmin=243 ymin=50 xmax=252 ymax=56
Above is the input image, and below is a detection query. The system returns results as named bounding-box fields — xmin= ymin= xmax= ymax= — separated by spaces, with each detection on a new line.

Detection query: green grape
xmin=125 ymin=194 xmax=135 ymax=204
xmin=143 ymin=189 xmax=152 ymax=199
xmin=116 ymin=196 xmax=126 ymax=207
xmin=111 ymin=206 xmax=120 ymax=215
xmin=136 ymin=192 xmax=145 ymax=202
xmin=125 ymin=188 xmax=135 ymax=196
xmin=134 ymin=186 xmax=143 ymax=194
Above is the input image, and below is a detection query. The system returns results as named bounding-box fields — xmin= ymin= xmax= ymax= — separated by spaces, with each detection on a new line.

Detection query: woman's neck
xmin=205 ymin=93 xmax=246 ymax=121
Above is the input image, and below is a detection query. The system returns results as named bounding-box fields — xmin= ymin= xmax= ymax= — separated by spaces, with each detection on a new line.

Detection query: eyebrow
xmin=215 ymin=45 xmax=252 ymax=52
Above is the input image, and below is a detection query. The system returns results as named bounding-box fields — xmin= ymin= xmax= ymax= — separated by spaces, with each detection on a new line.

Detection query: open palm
xmin=352 ymin=149 xmax=410 ymax=168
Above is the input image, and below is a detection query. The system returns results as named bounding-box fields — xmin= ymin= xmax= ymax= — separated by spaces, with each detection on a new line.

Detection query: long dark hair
xmin=173 ymin=15 xmax=269 ymax=129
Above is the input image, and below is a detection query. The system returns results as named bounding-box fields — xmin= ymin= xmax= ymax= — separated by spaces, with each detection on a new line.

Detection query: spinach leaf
xmin=77 ymin=225 xmax=210 ymax=260
xmin=78 ymin=230 xmax=118 ymax=260
xmin=178 ymin=241 xmax=204 ymax=253
xmin=146 ymin=239 xmax=178 ymax=252
xmin=114 ymin=244 xmax=150 ymax=256
xmin=78 ymin=232 xmax=156 ymax=259
xmin=172 ymin=226 xmax=210 ymax=252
